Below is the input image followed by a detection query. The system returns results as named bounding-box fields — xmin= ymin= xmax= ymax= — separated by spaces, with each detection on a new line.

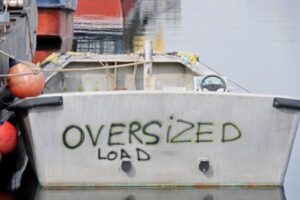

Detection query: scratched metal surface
xmin=21 ymin=91 xmax=299 ymax=186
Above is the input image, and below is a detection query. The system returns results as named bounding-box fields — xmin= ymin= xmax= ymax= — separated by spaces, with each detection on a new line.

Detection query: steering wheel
xmin=200 ymin=75 xmax=227 ymax=92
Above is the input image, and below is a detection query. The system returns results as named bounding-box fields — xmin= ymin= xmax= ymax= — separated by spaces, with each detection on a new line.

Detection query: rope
xmin=0 ymin=52 xmax=147 ymax=78
xmin=0 ymin=50 xmax=36 ymax=68
xmin=0 ymin=72 xmax=37 ymax=78
xmin=0 ymin=48 xmax=149 ymax=77
xmin=0 ymin=49 xmax=251 ymax=93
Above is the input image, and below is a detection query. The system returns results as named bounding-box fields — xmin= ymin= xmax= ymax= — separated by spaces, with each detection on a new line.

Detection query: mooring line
xmin=0 ymin=50 xmax=147 ymax=78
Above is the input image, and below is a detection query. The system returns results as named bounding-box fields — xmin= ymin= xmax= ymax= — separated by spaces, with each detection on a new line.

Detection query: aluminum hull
xmin=13 ymin=91 xmax=300 ymax=187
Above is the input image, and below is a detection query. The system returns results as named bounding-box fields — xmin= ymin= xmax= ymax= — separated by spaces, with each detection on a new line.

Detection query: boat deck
xmin=43 ymin=53 xmax=248 ymax=94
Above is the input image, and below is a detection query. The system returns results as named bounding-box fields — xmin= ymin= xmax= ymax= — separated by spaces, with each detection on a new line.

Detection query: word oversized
xmin=62 ymin=116 xmax=242 ymax=149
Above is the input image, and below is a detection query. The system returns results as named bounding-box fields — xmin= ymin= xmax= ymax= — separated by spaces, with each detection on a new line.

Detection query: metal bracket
xmin=199 ymin=158 xmax=210 ymax=173
xmin=273 ymin=97 xmax=300 ymax=110
xmin=121 ymin=160 xmax=132 ymax=173
xmin=7 ymin=96 xmax=63 ymax=111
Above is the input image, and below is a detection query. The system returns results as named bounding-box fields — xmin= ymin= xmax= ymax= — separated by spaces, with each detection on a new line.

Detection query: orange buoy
xmin=7 ymin=63 xmax=45 ymax=99
xmin=0 ymin=120 xmax=17 ymax=154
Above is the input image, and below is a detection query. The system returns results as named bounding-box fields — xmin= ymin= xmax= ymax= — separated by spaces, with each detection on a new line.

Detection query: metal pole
xmin=144 ymin=40 xmax=153 ymax=90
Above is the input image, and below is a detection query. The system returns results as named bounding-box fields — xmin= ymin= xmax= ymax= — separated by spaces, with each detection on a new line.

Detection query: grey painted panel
xmin=22 ymin=91 xmax=300 ymax=186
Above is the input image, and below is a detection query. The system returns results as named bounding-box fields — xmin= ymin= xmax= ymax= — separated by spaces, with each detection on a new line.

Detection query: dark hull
xmin=33 ymin=9 xmax=74 ymax=63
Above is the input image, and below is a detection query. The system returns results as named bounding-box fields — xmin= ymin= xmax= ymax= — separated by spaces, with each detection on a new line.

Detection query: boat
xmin=74 ymin=0 xmax=132 ymax=34
xmin=0 ymin=0 xmax=38 ymax=189
xmin=73 ymin=0 xmax=180 ymax=54
xmin=33 ymin=0 xmax=77 ymax=63
xmin=8 ymin=41 xmax=300 ymax=187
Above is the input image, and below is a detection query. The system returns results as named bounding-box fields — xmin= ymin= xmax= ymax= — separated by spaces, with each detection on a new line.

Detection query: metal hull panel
xmin=21 ymin=92 xmax=300 ymax=186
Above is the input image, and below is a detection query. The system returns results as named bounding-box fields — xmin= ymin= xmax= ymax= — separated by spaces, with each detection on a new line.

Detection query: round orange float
xmin=7 ymin=63 xmax=45 ymax=99
xmin=0 ymin=120 xmax=17 ymax=154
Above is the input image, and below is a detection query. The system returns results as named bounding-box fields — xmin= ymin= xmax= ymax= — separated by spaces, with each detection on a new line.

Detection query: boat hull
xmin=14 ymin=91 xmax=300 ymax=187
xmin=34 ymin=9 xmax=74 ymax=63
xmin=37 ymin=9 xmax=73 ymax=38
